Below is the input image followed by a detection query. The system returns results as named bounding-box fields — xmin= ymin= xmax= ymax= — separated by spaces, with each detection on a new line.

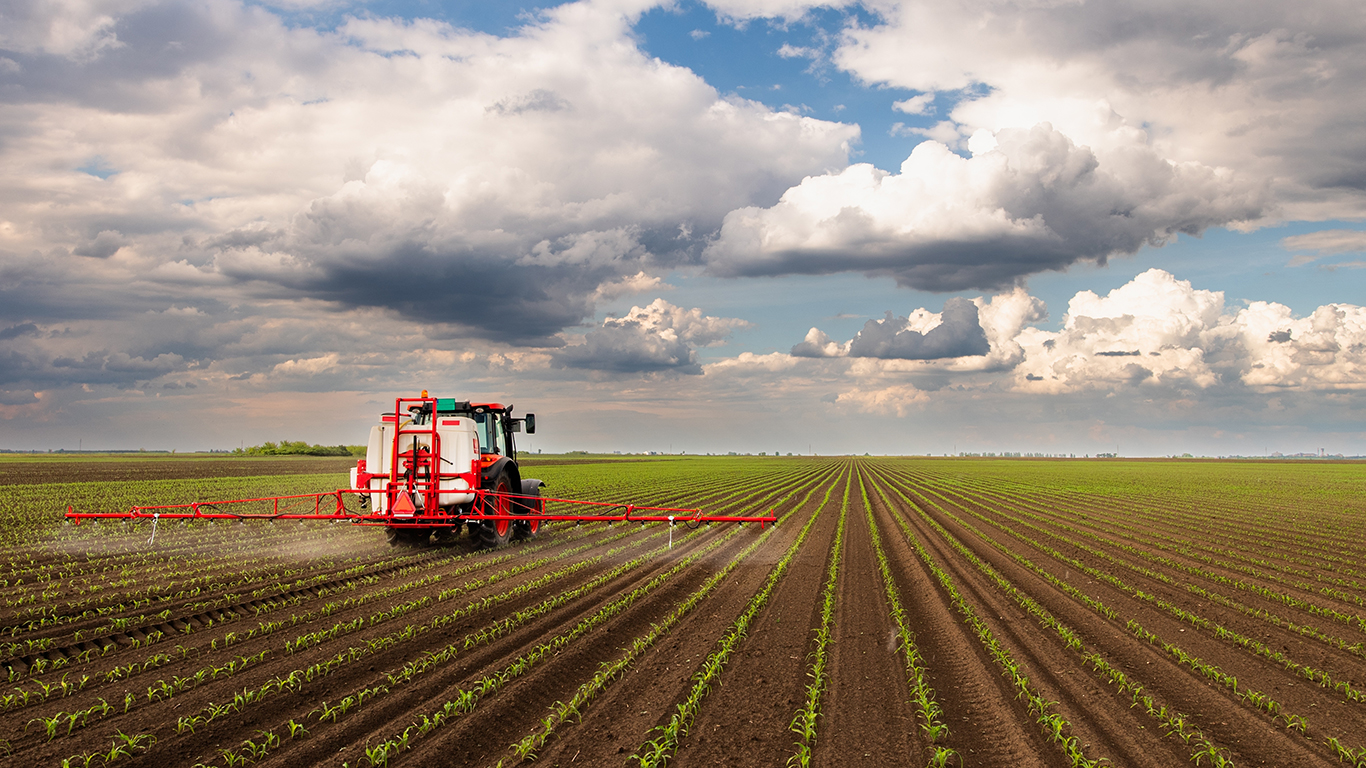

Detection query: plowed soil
xmin=0 ymin=456 xmax=358 ymax=485
xmin=3 ymin=456 xmax=1364 ymax=767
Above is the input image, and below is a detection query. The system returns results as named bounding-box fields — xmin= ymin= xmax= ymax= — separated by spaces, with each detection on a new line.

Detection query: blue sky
xmin=2 ymin=0 xmax=1365 ymax=456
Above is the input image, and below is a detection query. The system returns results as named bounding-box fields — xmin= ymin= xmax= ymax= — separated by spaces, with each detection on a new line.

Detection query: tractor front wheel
xmin=477 ymin=470 xmax=515 ymax=548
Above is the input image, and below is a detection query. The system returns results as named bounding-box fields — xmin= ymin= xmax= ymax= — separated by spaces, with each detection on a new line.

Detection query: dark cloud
xmin=73 ymin=230 xmax=126 ymax=259
xmin=552 ymin=323 xmax=701 ymax=374
xmin=488 ymin=89 xmax=571 ymax=115
xmin=0 ymin=322 xmax=37 ymax=340
xmin=0 ymin=389 xmax=38 ymax=406
xmin=1 ymin=0 xmax=857 ymax=361
xmin=50 ymin=349 xmax=184 ymax=381
xmin=706 ymin=124 xmax=1266 ymax=292
xmin=847 ymin=298 xmax=989 ymax=360
xmin=229 ymin=239 xmax=614 ymax=347
xmin=205 ymin=228 xmax=284 ymax=250
xmin=0 ymin=334 xmax=189 ymax=389
xmin=0 ymin=1 xmax=258 ymax=111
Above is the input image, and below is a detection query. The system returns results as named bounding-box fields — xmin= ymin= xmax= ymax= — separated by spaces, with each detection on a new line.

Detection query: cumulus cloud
xmin=847 ymin=298 xmax=987 ymax=359
xmin=892 ymin=94 xmax=933 ymax=115
xmin=828 ymin=0 xmax=1366 ymax=222
xmin=551 ymin=298 xmax=750 ymax=375
xmin=1223 ymin=301 xmax=1366 ymax=391
xmin=0 ymin=0 xmax=857 ymax=351
xmin=779 ymin=271 xmax=1364 ymax=426
xmin=0 ymin=323 xmax=39 ymax=341
xmin=790 ymin=327 xmax=845 ymax=358
xmin=792 ymin=289 xmax=1045 ymax=369
xmin=706 ymin=124 xmax=1263 ymax=291
xmin=72 ymin=230 xmax=128 ymax=259
xmin=590 ymin=270 xmax=669 ymax=302
xmin=1014 ymin=269 xmax=1366 ymax=393
xmin=696 ymin=1 xmax=1366 ymax=290
xmin=1015 ymin=270 xmax=1224 ymax=392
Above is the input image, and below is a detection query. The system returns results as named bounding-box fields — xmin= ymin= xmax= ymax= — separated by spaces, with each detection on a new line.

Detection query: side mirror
xmin=525 ymin=413 xmax=536 ymax=434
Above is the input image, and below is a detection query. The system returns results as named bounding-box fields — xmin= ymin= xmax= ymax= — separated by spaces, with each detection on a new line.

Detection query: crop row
xmin=876 ymin=462 xmax=1366 ymax=766
xmin=868 ymin=470 xmax=1108 ymax=767
xmin=182 ymin=463 xmax=836 ymax=767
xmin=855 ymin=469 xmax=954 ymax=767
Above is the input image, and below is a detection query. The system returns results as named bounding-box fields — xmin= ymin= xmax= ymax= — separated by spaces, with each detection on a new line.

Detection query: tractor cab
xmin=401 ymin=399 xmax=534 ymax=458
xmin=469 ymin=407 xmax=509 ymax=456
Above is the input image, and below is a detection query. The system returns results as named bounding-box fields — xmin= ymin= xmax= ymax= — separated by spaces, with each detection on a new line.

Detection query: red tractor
xmin=350 ymin=393 xmax=545 ymax=547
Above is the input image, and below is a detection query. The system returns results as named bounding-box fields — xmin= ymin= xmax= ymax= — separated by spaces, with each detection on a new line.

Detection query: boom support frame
xmin=64 ymin=489 xmax=777 ymax=528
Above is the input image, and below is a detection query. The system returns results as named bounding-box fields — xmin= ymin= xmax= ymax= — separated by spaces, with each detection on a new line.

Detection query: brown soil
xmin=0 ymin=457 xmax=357 ymax=486
xmin=2 ymin=457 xmax=1363 ymax=768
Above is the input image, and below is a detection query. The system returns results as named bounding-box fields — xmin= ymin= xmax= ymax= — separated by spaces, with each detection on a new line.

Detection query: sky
xmin=1 ymin=0 xmax=1365 ymax=457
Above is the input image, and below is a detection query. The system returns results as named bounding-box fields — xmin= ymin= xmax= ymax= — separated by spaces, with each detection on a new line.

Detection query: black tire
xmin=386 ymin=527 xmax=429 ymax=547
xmin=477 ymin=469 xmax=515 ymax=548
xmin=513 ymin=483 xmax=543 ymax=541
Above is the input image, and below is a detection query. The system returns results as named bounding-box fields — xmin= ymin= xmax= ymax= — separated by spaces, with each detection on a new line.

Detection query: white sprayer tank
xmin=349 ymin=414 xmax=479 ymax=512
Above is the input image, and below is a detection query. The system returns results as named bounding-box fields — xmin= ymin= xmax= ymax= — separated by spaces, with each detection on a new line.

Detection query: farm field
xmin=1 ymin=456 xmax=1365 ymax=767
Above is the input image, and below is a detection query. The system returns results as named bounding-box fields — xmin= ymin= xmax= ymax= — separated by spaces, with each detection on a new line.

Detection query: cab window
xmin=472 ymin=412 xmax=506 ymax=455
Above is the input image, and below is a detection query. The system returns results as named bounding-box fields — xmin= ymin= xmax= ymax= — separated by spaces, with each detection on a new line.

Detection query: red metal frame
xmin=64 ymin=489 xmax=777 ymax=528
xmin=62 ymin=394 xmax=776 ymax=531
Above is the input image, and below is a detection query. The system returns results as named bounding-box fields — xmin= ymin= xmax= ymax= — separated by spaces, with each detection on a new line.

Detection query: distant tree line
xmin=233 ymin=441 xmax=365 ymax=457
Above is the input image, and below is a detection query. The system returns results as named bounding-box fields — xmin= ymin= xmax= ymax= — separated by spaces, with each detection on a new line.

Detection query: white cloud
xmin=1014 ymin=269 xmax=1366 ymax=393
xmin=835 ymin=383 xmax=928 ymax=417
xmin=1015 ymin=270 xmax=1225 ymax=392
xmin=702 ymin=0 xmax=853 ymax=23
xmin=1223 ymin=301 xmax=1366 ymax=391
xmin=892 ymin=94 xmax=934 ymax=115
xmin=1281 ymin=230 xmax=1366 ymax=254
xmin=790 ymin=327 xmax=846 ymax=358
xmin=706 ymin=350 xmax=800 ymax=373
xmin=590 ymin=271 xmax=669 ymax=302
xmin=791 ymin=287 xmax=1042 ymax=374
xmin=0 ymin=0 xmax=146 ymax=60
xmin=0 ymin=0 xmax=858 ymax=347
xmin=832 ymin=0 xmax=1366 ymax=223
xmin=706 ymin=123 xmax=1262 ymax=291
xmin=775 ymin=271 xmax=1365 ymax=426
xmin=550 ymin=298 xmax=750 ymax=374
xmin=845 ymin=298 xmax=988 ymax=359
xmin=1281 ymin=229 xmax=1366 ymax=258
xmin=973 ymin=286 xmax=1048 ymax=369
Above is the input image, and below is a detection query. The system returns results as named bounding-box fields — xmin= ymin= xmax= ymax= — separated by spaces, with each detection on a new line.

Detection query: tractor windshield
xmin=472 ymin=412 xmax=507 ymax=455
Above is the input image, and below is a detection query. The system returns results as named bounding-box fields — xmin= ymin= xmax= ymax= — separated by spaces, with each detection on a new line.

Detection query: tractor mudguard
xmin=518 ymin=478 xmax=546 ymax=515
xmin=480 ymin=456 xmax=520 ymax=490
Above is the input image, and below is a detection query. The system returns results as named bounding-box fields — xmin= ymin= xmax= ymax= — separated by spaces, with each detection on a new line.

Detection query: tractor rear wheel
xmin=386 ymin=527 xmax=429 ymax=547
xmin=477 ymin=470 xmax=515 ymax=548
